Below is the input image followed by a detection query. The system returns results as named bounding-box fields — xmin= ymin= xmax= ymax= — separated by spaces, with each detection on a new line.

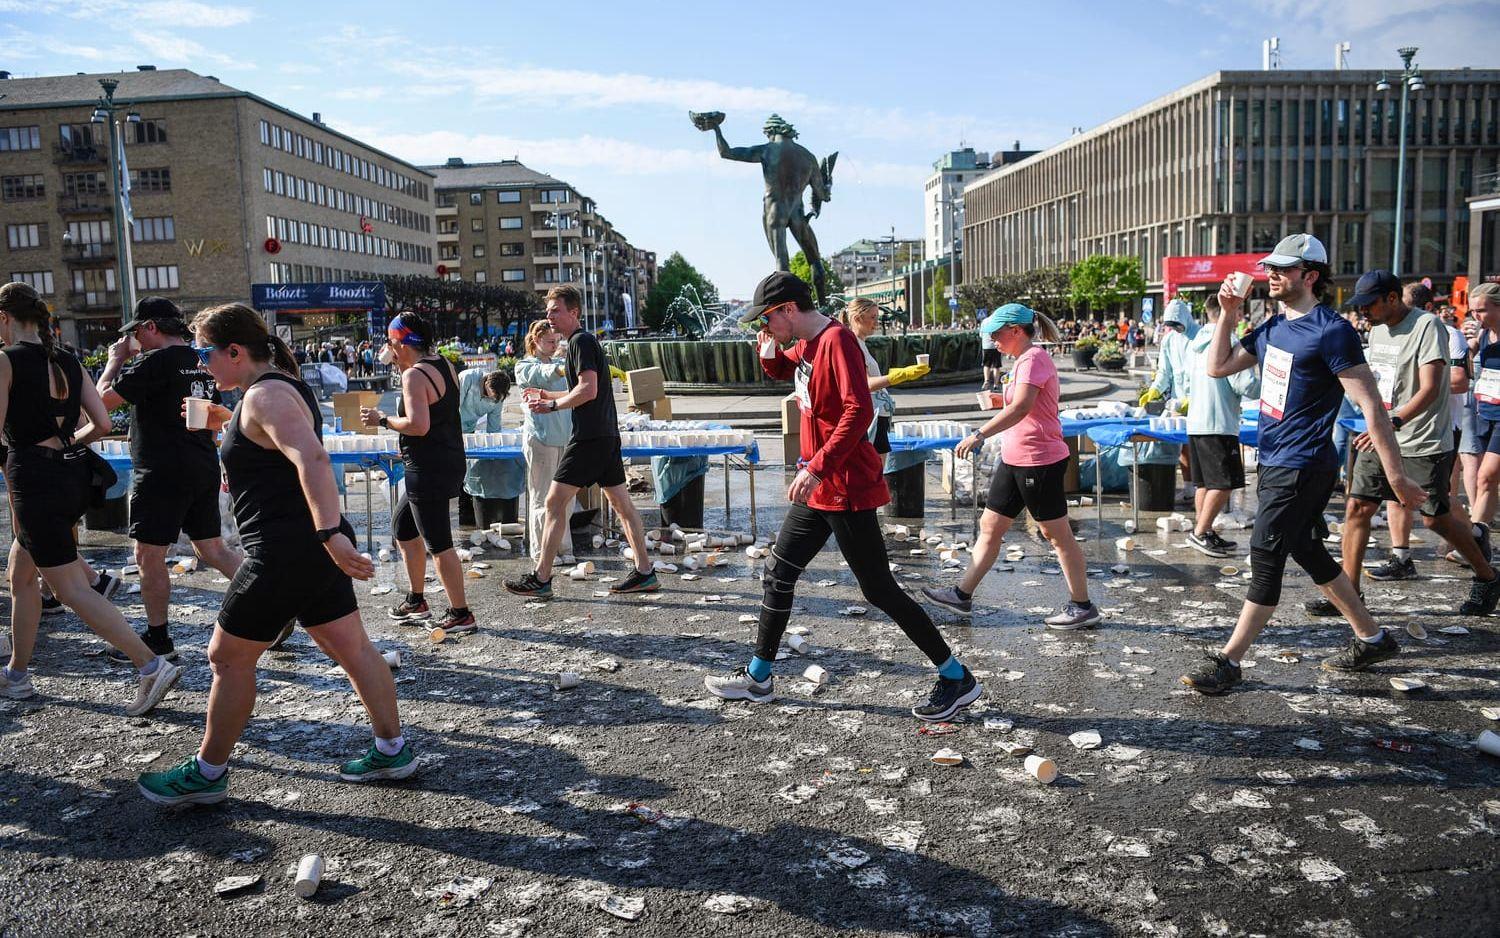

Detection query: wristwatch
xmin=377 ymin=415 xmax=390 ymax=429
xmin=550 ymin=399 xmax=559 ymax=412
xmin=1390 ymin=414 xmax=1405 ymax=430
xmin=315 ymin=525 xmax=342 ymax=543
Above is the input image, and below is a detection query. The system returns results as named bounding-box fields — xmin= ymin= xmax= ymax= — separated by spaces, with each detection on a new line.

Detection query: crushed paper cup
xmin=1115 ymin=537 xmax=1135 ymax=551
xmin=930 ymin=748 xmax=964 ymax=767
xmin=553 ymin=671 xmax=580 ymax=690
xmin=1219 ymin=565 xmax=1240 ymax=577
xmin=381 ymin=650 xmax=401 ymax=668
xmin=1389 ymin=677 xmax=1427 ymax=692
xmin=803 ymin=664 xmax=829 ymax=685
xmin=998 ymin=740 xmax=1033 ymax=757
xmin=1405 ymin=622 xmax=1428 ymax=640
xmin=1069 ymin=730 xmax=1103 ymax=750
xmin=1024 ymin=755 xmax=1058 ymax=784
xmin=786 ymin=634 xmax=809 ymax=654
xmin=1478 ymin=706 xmax=1500 ymax=721
xmin=1476 ymin=729 xmax=1500 ymax=758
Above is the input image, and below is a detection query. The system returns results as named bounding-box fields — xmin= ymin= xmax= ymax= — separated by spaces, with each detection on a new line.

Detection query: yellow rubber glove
xmin=610 ymin=365 xmax=628 ymax=382
xmin=887 ymin=363 xmax=931 ymax=386
xmin=1138 ymin=386 xmax=1164 ymax=406
xmin=1174 ymin=397 xmax=1190 ymax=415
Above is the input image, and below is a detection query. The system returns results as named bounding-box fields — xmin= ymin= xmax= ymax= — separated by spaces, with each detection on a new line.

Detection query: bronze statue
xmin=691 ymin=112 xmax=837 ymax=303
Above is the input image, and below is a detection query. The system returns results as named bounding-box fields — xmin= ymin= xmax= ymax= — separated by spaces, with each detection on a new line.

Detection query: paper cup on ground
xmin=916 ymin=354 xmax=930 ymax=367
xmin=1477 ymin=729 xmax=1500 ymax=758
xmin=184 ymin=397 xmax=211 ymax=430
xmin=930 ymin=748 xmax=963 ymax=767
xmin=786 ymin=634 xmax=809 ymax=654
xmin=553 ymin=671 xmax=580 ymax=690
xmin=381 ymin=650 xmax=401 ymax=668
xmin=428 ymin=627 xmax=448 ymax=644
xmin=1389 ymin=677 xmax=1427 ymax=692
xmin=1226 ymin=271 xmax=1254 ymax=298
xmin=1024 ymin=755 xmax=1058 ymax=784
xmin=803 ymin=664 xmax=829 ymax=685
xmin=295 ymin=854 xmax=324 ymax=899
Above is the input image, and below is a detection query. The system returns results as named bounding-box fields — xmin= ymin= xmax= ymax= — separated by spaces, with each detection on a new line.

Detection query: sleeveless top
xmin=220 ymin=370 xmax=324 ymax=552
xmin=1475 ymin=332 xmax=1500 ymax=422
xmin=3 ymin=341 xmax=83 ymax=448
xmin=397 ymin=357 xmax=464 ymax=499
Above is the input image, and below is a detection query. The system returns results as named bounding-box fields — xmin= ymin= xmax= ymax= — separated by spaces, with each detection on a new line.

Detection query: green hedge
xmin=603 ymin=331 xmax=980 ymax=386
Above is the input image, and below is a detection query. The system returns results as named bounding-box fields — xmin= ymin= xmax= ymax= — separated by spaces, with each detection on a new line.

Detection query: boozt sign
xmin=251 ymin=281 xmax=386 ymax=312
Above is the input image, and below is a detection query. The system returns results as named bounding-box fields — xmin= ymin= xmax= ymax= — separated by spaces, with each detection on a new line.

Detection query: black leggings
xmin=756 ymin=503 xmax=951 ymax=667
xmin=393 ymin=492 xmax=455 ymax=553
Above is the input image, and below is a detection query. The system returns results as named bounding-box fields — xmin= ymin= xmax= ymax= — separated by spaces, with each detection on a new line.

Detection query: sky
xmin=3 ymin=0 xmax=1499 ymax=299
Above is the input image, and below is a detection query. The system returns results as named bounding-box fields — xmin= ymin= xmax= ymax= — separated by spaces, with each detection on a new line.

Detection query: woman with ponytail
xmin=837 ymin=298 xmax=929 ymax=454
xmin=0 ymin=282 xmax=183 ymax=717
xmin=139 ymin=303 xmax=415 ymax=805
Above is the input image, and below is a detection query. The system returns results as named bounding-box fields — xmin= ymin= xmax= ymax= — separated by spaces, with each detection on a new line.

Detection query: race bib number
xmin=1260 ymin=345 xmax=1293 ymax=420
xmin=794 ymin=360 xmax=813 ymax=411
xmin=1366 ymin=344 xmax=1400 ymax=410
xmin=1475 ymin=366 xmax=1500 ymax=406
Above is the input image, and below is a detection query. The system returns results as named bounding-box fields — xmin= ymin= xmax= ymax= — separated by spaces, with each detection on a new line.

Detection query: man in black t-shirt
xmin=505 ymin=285 xmax=657 ymax=599
xmin=98 ymin=297 xmax=244 ymax=660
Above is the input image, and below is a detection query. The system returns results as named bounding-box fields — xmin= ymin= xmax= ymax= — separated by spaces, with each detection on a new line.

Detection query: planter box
xmin=1096 ymin=358 xmax=1126 ymax=372
xmin=1072 ymin=348 xmax=1096 ymax=369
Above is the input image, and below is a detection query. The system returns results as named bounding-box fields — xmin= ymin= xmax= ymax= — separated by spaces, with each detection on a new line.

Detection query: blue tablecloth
xmin=889 ymin=435 xmax=966 ymax=453
xmin=1085 ymin=421 xmax=1259 ymax=449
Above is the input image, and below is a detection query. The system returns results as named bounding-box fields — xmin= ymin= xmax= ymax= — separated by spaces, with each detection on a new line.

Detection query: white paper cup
xmin=1477 ymin=729 xmax=1500 ymax=758
xmin=553 ymin=671 xmax=580 ymax=690
xmin=378 ymin=344 xmax=395 ymax=365
xmin=930 ymin=748 xmax=963 ymax=766
xmin=803 ymin=664 xmax=829 ymax=685
xmin=916 ymin=354 xmax=930 ymax=367
xmin=1226 ymin=271 xmax=1254 ymax=298
xmin=1024 ymin=755 xmax=1058 ymax=784
xmin=295 ymin=854 xmax=324 ymax=899
xmin=381 ymin=650 xmax=401 ymax=668
xmin=184 ymin=396 xmax=211 ymax=430
xmin=786 ymin=634 xmax=809 ymax=655
xmin=759 ymin=337 xmax=777 ymax=359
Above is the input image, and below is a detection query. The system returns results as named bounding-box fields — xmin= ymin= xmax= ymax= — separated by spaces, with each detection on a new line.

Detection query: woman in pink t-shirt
xmin=922 ymin=304 xmax=1100 ymax=630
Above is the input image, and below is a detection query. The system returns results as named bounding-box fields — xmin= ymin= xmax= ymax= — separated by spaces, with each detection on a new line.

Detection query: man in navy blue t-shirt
xmin=1178 ymin=234 xmax=1425 ymax=695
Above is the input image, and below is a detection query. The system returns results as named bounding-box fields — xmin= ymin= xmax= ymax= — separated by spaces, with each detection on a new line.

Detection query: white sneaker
xmin=703 ymin=668 xmax=775 ymax=703
xmin=127 ymin=657 xmax=183 ymax=717
xmin=1044 ymin=601 xmax=1102 ymax=630
xmin=0 ymin=668 xmax=35 ymax=700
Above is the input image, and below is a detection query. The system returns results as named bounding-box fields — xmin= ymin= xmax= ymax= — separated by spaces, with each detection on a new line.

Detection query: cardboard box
xmin=782 ymin=432 xmax=801 ymax=466
xmin=627 ymin=367 xmax=665 ymax=406
xmin=638 ymin=396 xmax=673 ymax=420
xmin=333 ymin=391 xmax=381 ymax=434
xmin=780 ymin=393 xmax=800 ymax=434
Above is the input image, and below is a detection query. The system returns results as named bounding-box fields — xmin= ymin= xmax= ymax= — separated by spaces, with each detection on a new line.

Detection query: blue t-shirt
xmin=1475 ymin=334 xmax=1500 ymax=422
xmin=1240 ymin=304 xmax=1365 ymax=469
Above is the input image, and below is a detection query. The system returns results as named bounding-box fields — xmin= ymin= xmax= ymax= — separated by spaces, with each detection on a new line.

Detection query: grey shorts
xmin=1349 ymin=450 xmax=1455 ymax=518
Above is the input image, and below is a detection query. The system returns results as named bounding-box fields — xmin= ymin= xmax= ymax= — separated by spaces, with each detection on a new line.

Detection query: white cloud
xmin=128 ymin=27 xmax=237 ymax=65
xmin=134 ymin=0 xmax=253 ymax=27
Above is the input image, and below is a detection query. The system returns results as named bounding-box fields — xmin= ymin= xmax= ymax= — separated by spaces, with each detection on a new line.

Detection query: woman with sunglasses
xmin=360 ymin=313 xmax=472 ymax=633
xmin=0 ymin=282 xmax=182 ymax=716
xmin=139 ymin=303 xmax=414 ymax=805
xmin=923 ymin=304 xmax=1100 ymax=629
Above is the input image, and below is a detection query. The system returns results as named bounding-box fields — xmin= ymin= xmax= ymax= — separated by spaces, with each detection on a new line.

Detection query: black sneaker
xmin=92 ymin=572 xmax=122 ymax=601
xmin=106 ymin=629 xmax=179 ymax=663
xmin=1179 ymin=652 xmax=1242 ymax=695
xmin=1459 ymin=576 xmax=1500 ymax=616
xmin=1478 ymin=524 xmax=1492 ymax=567
xmin=911 ymin=666 xmax=982 ymax=722
xmin=921 ymin=585 xmax=973 ymax=615
xmin=610 ymin=569 xmax=660 ymax=594
xmin=504 ymin=572 xmax=553 ymax=600
xmin=1366 ymin=556 xmax=1417 ymax=581
xmin=1186 ymin=530 xmax=1234 ymax=558
xmin=1321 ymin=629 xmax=1401 ymax=672
xmin=40 ymin=594 xmax=65 ymax=617
xmin=267 ymin=620 xmax=297 ymax=651
xmin=436 ymin=608 xmax=477 ymax=634
xmin=388 ymin=596 xmax=431 ymax=620
xmin=1303 ymin=594 xmax=1355 ymax=617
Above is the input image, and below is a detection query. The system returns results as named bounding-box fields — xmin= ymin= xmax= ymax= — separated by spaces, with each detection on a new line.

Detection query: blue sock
xmin=938 ymin=656 xmax=965 ymax=680
xmin=746 ymin=655 xmax=773 ymax=682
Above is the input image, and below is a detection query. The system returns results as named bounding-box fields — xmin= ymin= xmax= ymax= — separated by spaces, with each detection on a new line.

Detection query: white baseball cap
xmin=1260 ymin=233 xmax=1328 ymax=267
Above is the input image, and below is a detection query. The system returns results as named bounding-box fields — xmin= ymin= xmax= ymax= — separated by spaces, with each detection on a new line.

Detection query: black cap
xmin=739 ymin=271 xmax=813 ymax=323
xmin=1347 ymin=270 xmax=1402 ymax=309
xmin=120 ymin=295 xmax=183 ymax=333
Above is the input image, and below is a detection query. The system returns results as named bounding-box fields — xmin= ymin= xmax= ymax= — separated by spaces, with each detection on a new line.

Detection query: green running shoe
xmin=138 ymin=757 xmax=228 ymax=806
xmin=339 ymin=742 xmax=418 ymax=782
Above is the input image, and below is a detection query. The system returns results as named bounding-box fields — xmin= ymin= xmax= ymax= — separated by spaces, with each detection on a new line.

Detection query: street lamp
xmin=1376 ymin=46 xmax=1424 ymax=275
xmin=90 ymin=78 xmax=138 ymax=329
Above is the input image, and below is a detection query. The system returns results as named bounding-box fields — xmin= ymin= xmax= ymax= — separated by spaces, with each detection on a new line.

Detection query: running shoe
xmin=911 ymin=666 xmax=982 ymax=721
xmin=1459 ymin=576 xmax=1500 ymax=616
xmin=1366 ymin=556 xmax=1417 ymax=581
xmin=1044 ymin=601 xmax=1101 ymax=630
xmin=106 ymin=629 xmax=179 ymax=664
xmin=0 ymin=669 xmax=35 ymax=700
xmin=138 ymin=757 xmax=228 ymax=807
xmin=40 ymin=595 xmax=65 ymax=617
xmin=921 ymin=585 xmax=973 ymax=615
xmin=339 ymin=741 xmax=418 ymax=782
xmin=703 ymin=668 xmax=775 ymax=703
xmin=1186 ymin=530 xmax=1235 ymax=558
xmin=1303 ymin=596 xmax=1341 ymax=617
xmin=504 ymin=571 xmax=553 ymax=600
xmin=92 ymin=572 xmax=122 ymax=601
xmin=387 ymin=596 xmax=431 ymax=620
xmin=1320 ymin=630 xmax=1400 ymax=672
xmin=610 ymin=569 xmax=660 ymax=594
xmin=1445 ymin=548 xmax=1472 ymax=568
xmin=267 ymin=620 xmax=297 ymax=651
xmin=1179 ymin=652 xmax=1242 ymax=695
xmin=436 ymin=608 xmax=477 ymax=634
xmin=126 ymin=657 xmax=183 ymax=717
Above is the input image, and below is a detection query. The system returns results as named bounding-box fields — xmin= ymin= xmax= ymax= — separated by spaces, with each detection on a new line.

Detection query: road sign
xmin=948 ymin=298 xmax=958 ymax=310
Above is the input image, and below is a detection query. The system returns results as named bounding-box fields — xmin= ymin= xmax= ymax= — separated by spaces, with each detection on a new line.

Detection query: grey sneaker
xmin=703 ymin=668 xmax=775 ymax=703
xmin=921 ymin=585 xmax=972 ymax=615
xmin=1321 ymin=630 xmax=1400 ymax=672
xmin=126 ymin=658 xmax=183 ymax=717
xmin=0 ymin=669 xmax=35 ymax=700
xmin=1044 ymin=601 xmax=1101 ymax=630
xmin=1366 ymin=556 xmax=1417 ymax=581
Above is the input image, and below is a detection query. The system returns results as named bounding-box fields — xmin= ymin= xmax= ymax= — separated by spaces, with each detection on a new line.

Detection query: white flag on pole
xmin=116 ymin=125 xmax=133 ymax=225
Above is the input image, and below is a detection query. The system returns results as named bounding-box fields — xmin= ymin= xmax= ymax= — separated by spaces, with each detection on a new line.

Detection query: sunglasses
xmin=193 ymin=344 xmax=220 ymax=366
xmin=1260 ymin=264 xmax=1306 ymax=276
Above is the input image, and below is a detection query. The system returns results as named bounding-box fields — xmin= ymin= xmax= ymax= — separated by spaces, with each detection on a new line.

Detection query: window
xmin=63 ymin=172 xmax=106 ymax=196
xmin=136 ymin=265 xmax=180 ymax=291
xmin=439 ymin=246 xmax=459 ymax=261
xmin=127 ymin=119 xmax=167 ymax=145
xmin=469 ymin=192 xmax=483 ymax=205
xmin=474 ymin=271 xmax=487 ymax=283
xmin=133 ymin=216 xmax=175 ymax=242
xmin=499 ymin=217 xmax=522 ymax=230
xmin=501 ymin=269 xmax=525 ymax=282
xmin=500 ymin=243 xmax=524 ymax=256
xmin=59 ymin=123 xmax=102 ymax=152
xmin=539 ymin=189 xmax=570 ymax=203
xmin=129 ymin=168 xmax=171 ymax=192
xmin=66 ymin=220 xmax=111 ymax=245
xmin=1 ymin=174 xmax=44 ymax=201
xmin=472 ymin=244 xmax=485 ymax=258
xmin=469 ymin=218 xmax=483 ymax=232
xmin=0 ymin=126 xmax=40 ymax=151
xmin=259 ymin=119 xmax=270 ymax=145
xmin=497 ymin=190 xmax=521 ymax=203
xmin=263 ymin=167 xmax=274 ymax=192
xmin=11 ymin=271 xmax=54 ymax=295
xmin=7 ymin=224 xmax=42 ymax=250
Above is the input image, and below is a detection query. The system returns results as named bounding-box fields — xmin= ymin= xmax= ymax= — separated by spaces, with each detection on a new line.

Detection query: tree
xmin=926 ymin=264 xmax=950 ymax=325
xmin=789 ymin=250 xmax=844 ymax=300
xmin=643 ymin=252 xmax=720 ymax=330
xmin=1067 ymin=255 xmax=1147 ymax=320
xmin=956 ymin=265 xmax=1072 ymax=323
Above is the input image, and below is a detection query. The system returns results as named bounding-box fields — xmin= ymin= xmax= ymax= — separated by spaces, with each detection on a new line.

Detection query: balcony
xmin=57 ymin=193 xmax=113 ymax=216
xmin=531 ymin=227 xmax=580 ymax=240
xmin=530 ymin=200 xmax=579 ymax=214
xmin=436 ymin=204 xmax=458 ymax=217
xmin=436 ymin=228 xmax=459 ymax=242
xmin=67 ymin=290 xmax=119 ymax=313
xmin=63 ymin=242 xmax=116 ymax=264
xmin=54 ymin=144 xmax=105 ymax=166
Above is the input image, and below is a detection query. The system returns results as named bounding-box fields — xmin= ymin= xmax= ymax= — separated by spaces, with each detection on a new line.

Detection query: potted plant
xmin=1094 ymin=339 xmax=1126 ymax=372
xmin=1072 ymin=334 xmax=1099 ymax=369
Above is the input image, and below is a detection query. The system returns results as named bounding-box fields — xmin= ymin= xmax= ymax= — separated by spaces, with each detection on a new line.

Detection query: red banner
xmin=1163 ymin=253 xmax=1266 ymax=299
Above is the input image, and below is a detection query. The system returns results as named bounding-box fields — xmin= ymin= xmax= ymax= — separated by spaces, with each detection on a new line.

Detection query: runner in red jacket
xmin=703 ymin=272 xmax=981 ymax=721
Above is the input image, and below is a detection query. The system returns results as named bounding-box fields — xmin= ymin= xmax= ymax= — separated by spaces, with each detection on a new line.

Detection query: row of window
xmin=0 ymin=120 xmax=166 ymax=155
xmin=266 ymin=262 xmax=397 ymax=285
xmin=261 ymin=167 xmax=430 ymax=233
xmin=258 ymin=119 xmax=429 ymax=202
xmin=1 ymin=169 xmax=169 ymax=202
xmin=265 ymin=214 xmax=432 ymax=265
xmin=436 ymin=187 xmax=576 ymax=208
xmin=4 ymin=217 xmax=176 ymax=251
xmin=7 ymin=265 xmax=179 ymax=295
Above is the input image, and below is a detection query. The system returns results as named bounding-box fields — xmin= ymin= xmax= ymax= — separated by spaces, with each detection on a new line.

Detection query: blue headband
xmin=387 ymin=315 xmax=425 ymax=347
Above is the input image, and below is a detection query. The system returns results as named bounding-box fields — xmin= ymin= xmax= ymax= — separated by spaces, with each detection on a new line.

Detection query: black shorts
xmin=393 ymin=492 xmax=454 ymax=553
xmin=1188 ymin=434 xmax=1246 ymax=491
xmin=555 ymin=436 xmax=627 ymax=489
xmin=129 ymin=475 xmax=221 ymax=546
xmin=1251 ymin=465 xmax=1336 ymax=559
xmin=1476 ymin=415 xmax=1500 ymax=456
xmin=5 ymin=447 xmax=90 ymax=568
xmin=985 ymin=456 xmax=1069 ymax=522
xmin=982 ymin=348 xmax=1004 ymax=368
xmin=218 ymin=521 xmax=358 ymax=641
xmin=1349 ymin=449 xmax=1455 ymax=518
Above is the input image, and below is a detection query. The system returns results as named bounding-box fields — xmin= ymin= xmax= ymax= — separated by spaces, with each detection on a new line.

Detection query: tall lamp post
xmin=1376 ymin=47 xmax=1425 ymax=276
xmin=91 ymin=78 xmax=140 ymax=333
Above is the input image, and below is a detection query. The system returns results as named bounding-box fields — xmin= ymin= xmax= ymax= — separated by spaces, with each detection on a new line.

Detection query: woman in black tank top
xmin=359 ymin=312 xmax=473 ymax=633
xmin=0 ymin=281 xmax=182 ymax=718
xmin=137 ymin=303 xmax=415 ymax=807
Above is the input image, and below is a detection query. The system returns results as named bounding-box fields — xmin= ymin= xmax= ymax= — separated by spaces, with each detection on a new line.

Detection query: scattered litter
xmin=295 ymin=854 xmax=324 ymax=899
xmin=703 ymin=894 xmax=757 ymax=915
xmin=1069 ymin=730 xmax=1103 ymax=750
xmin=213 ymin=875 xmax=261 ymax=898
xmin=1024 ymin=755 xmax=1057 ymax=783
xmin=997 ymin=741 xmax=1033 ymax=757
xmin=840 ymin=606 xmax=868 ymax=616
xmin=1405 ymin=622 xmax=1428 ymax=640
xmin=1436 ymin=625 xmax=1469 ymax=635
xmin=1389 ymin=677 xmax=1426 ymax=692
xmin=983 ymin=717 xmax=1014 ymax=732
xmin=826 ymin=845 xmax=871 ymax=868
xmin=879 ymin=821 xmax=923 ymax=853
xmin=1299 ymin=858 xmax=1345 ymax=882
xmin=930 ymin=748 xmax=964 ymax=767
xmin=1294 ymin=738 xmax=1323 ymax=751
xmin=918 ymin=722 xmax=960 ymax=736
xmin=600 ymin=895 xmax=645 ymax=921
xmin=1373 ymin=738 xmax=1414 ymax=753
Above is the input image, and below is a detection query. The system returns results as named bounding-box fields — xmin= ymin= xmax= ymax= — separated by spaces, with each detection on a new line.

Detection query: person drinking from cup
xmin=515 ymin=320 xmax=572 ymax=561
xmin=1182 ymin=293 xmax=1260 ymax=558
